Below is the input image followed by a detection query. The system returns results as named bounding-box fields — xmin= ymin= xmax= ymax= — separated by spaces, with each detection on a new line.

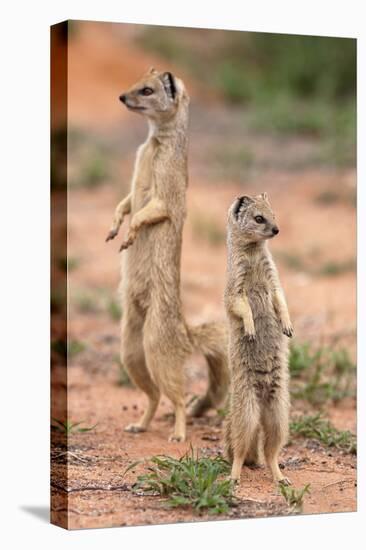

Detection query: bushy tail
xmin=188 ymin=321 xmax=229 ymax=417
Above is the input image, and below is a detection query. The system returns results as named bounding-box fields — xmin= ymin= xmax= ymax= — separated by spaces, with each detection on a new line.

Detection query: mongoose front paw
xmin=119 ymin=228 xmax=137 ymax=251
xmin=282 ymin=325 xmax=293 ymax=338
xmin=106 ymin=228 xmax=118 ymax=242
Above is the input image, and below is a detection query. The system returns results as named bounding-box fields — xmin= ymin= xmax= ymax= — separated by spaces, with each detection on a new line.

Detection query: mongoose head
xmin=228 ymin=192 xmax=280 ymax=243
xmin=118 ymin=67 xmax=189 ymax=121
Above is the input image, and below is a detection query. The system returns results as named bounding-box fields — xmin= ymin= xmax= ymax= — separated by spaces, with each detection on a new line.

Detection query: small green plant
xmin=279 ymin=483 xmax=311 ymax=513
xmin=277 ymin=251 xmax=306 ymax=271
xmin=76 ymin=293 xmax=99 ymax=314
xmin=216 ymin=407 xmax=228 ymax=419
xmin=107 ymin=298 xmax=122 ymax=321
xmin=133 ymin=449 xmax=234 ymax=515
xmin=51 ymin=418 xmax=97 ymax=434
xmin=277 ymin=251 xmax=356 ymax=277
xmin=316 ymin=259 xmax=356 ymax=276
xmin=289 ymin=342 xmax=321 ymax=378
xmin=290 ymin=342 xmax=356 ymax=405
xmin=118 ymin=366 xmax=133 ymax=387
xmin=81 ymin=154 xmax=109 ymax=188
xmin=315 ymin=190 xmax=342 ymax=205
xmin=290 ymin=414 xmax=356 ymax=454
xmin=68 ymin=340 xmax=86 ymax=357
xmin=114 ymin=355 xmax=133 ymax=387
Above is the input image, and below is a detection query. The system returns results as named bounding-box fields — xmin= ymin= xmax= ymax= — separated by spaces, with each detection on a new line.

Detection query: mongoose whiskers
xmin=224 ymin=193 xmax=293 ymax=485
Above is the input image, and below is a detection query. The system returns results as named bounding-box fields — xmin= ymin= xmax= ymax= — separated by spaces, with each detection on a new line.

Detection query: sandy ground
xmin=51 ymin=21 xmax=356 ymax=529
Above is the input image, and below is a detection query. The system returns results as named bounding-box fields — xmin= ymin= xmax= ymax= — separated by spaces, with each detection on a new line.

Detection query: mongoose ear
xmin=233 ymin=195 xmax=254 ymax=218
xmin=161 ymin=72 xmax=177 ymax=100
xmin=149 ymin=66 xmax=158 ymax=75
xmin=259 ymin=192 xmax=269 ymax=201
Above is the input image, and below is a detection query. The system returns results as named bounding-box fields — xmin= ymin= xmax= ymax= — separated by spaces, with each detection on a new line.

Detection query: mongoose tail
xmin=188 ymin=321 xmax=229 ymax=417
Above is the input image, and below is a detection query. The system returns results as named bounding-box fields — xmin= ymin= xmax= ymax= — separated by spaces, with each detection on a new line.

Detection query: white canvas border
xmin=0 ymin=1 xmax=364 ymax=549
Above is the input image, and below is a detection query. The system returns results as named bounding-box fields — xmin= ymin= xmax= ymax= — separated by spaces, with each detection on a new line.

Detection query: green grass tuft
xmin=80 ymin=154 xmax=109 ymax=188
xmin=290 ymin=342 xmax=356 ymax=406
xmin=133 ymin=449 xmax=235 ymax=515
xmin=51 ymin=418 xmax=97 ymax=434
xmin=316 ymin=259 xmax=356 ymax=276
xmin=117 ymin=363 xmax=133 ymax=387
xmin=68 ymin=340 xmax=86 ymax=358
xmin=279 ymin=483 xmax=311 ymax=513
xmin=107 ymin=298 xmax=122 ymax=321
xmin=290 ymin=414 xmax=356 ymax=454
xmin=289 ymin=342 xmax=320 ymax=378
xmin=277 ymin=251 xmax=356 ymax=277
xmin=76 ymin=293 xmax=99 ymax=314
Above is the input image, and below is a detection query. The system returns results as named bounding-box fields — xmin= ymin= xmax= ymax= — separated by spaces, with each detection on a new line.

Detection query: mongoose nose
xmin=119 ymin=94 xmax=127 ymax=104
xmin=272 ymin=226 xmax=279 ymax=235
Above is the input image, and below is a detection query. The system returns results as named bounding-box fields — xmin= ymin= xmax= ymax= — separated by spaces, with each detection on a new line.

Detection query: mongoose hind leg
xmin=261 ymin=398 xmax=290 ymax=485
xmin=168 ymin=401 xmax=186 ymax=442
xmin=121 ymin=306 xmax=160 ymax=433
xmin=124 ymin=390 xmax=160 ymax=433
xmin=143 ymin=311 xmax=189 ymax=442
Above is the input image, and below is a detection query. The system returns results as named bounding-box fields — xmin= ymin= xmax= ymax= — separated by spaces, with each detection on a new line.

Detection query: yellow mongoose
xmin=224 ymin=193 xmax=293 ymax=484
xmin=106 ymin=68 xmax=229 ymax=442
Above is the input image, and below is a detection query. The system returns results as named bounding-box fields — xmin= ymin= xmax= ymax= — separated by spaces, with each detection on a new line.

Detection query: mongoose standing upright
xmin=106 ymin=68 xmax=229 ymax=442
xmin=224 ymin=193 xmax=293 ymax=484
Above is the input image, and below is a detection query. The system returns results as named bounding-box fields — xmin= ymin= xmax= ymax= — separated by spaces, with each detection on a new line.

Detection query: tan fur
xmin=223 ymin=193 xmax=293 ymax=485
xmin=107 ymin=69 xmax=229 ymax=441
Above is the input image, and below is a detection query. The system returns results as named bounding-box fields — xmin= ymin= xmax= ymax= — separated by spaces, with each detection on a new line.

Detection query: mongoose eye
xmin=254 ymin=215 xmax=266 ymax=224
xmin=141 ymin=87 xmax=154 ymax=96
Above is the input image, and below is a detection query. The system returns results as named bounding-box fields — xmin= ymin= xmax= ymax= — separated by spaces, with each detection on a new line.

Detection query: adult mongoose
xmin=106 ymin=68 xmax=229 ymax=441
xmin=224 ymin=193 xmax=293 ymax=484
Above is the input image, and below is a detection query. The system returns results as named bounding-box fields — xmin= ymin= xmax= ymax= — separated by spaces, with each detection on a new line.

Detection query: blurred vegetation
xmin=277 ymin=250 xmax=356 ymax=277
xmin=289 ymin=341 xmax=356 ymax=406
xmin=73 ymin=287 xmax=122 ymax=320
xmin=115 ymin=355 xmax=133 ymax=387
xmin=290 ymin=413 xmax=356 ymax=454
xmin=191 ymin=212 xmax=226 ymax=246
xmin=138 ymin=28 xmax=356 ymax=165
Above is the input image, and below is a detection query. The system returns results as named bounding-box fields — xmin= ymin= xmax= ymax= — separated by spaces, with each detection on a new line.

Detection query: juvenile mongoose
xmin=224 ymin=193 xmax=293 ymax=484
xmin=106 ymin=68 xmax=229 ymax=442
